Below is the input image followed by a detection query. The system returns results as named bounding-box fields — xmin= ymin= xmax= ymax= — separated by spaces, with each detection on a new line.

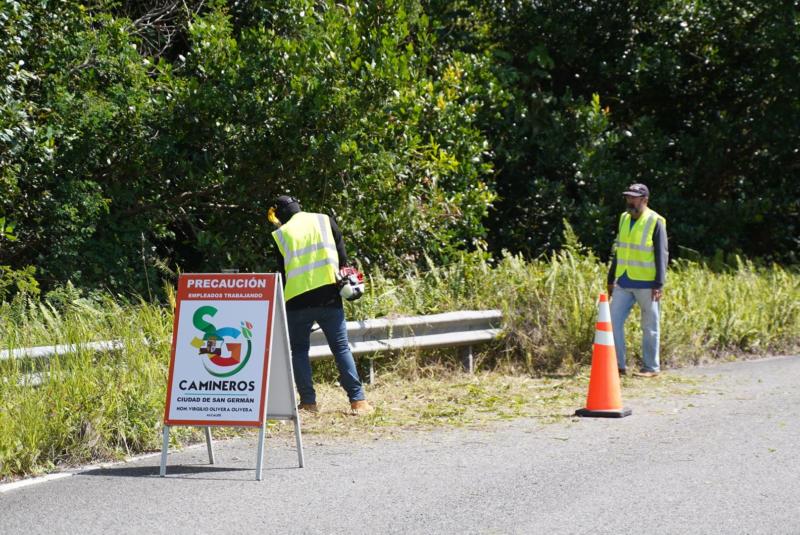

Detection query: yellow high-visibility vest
xmin=614 ymin=207 xmax=666 ymax=282
xmin=272 ymin=212 xmax=339 ymax=301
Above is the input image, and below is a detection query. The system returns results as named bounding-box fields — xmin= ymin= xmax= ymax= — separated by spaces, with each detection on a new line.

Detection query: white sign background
xmin=166 ymin=299 xmax=270 ymax=424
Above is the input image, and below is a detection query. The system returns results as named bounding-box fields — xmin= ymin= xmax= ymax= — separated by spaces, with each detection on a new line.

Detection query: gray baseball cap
xmin=622 ymin=183 xmax=649 ymax=197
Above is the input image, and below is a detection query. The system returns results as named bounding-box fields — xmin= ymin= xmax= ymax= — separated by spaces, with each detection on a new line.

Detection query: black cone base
xmin=575 ymin=407 xmax=632 ymax=418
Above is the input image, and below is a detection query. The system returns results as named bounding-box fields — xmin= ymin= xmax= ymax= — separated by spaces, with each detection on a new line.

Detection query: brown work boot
xmin=349 ymin=400 xmax=374 ymax=415
xmin=633 ymin=370 xmax=659 ymax=378
xmin=297 ymin=402 xmax=319 ymax=413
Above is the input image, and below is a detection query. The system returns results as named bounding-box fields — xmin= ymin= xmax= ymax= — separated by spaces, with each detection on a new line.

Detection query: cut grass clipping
xmin=269 ymin=369 xmax=704 ymax=440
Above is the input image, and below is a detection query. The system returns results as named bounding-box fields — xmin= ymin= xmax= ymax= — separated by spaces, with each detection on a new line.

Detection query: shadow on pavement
xmin=78 ymin=463 xmax=252 ymax=479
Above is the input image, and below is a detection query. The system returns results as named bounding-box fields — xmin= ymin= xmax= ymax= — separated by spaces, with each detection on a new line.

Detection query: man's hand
xmin=652 ymin=288 xmax=663 ymax=301
xmin=607 ymin=283 xmax=614 ymax=298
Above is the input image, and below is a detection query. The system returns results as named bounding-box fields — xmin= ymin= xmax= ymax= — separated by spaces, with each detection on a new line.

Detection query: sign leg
xmin=255 ymin=421 xmax=266 ymax=481
xmin=159 ymin=425 xmax=170 ymax=477
xmin=293 ymin=414 xmax=305 ymax=468
xmin=205 ymin=427 xmax=215 ymax=465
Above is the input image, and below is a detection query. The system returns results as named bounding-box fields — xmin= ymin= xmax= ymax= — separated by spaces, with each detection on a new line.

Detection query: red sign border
xmin=163 ymin=273 xmax=276 ymax=427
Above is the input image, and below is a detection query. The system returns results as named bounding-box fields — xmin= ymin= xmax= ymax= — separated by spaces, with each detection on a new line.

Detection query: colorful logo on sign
xmin=190 ymin=306 xmax=254 ymax=377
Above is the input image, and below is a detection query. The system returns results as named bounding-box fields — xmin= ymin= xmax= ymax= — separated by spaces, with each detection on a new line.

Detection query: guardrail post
xmin=460 ymin=346 xmax=474 ymax=374
xmin=368 ymin=358 xmax=375 ymax=384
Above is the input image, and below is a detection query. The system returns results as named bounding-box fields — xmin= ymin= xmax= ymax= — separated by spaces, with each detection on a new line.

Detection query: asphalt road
xmin=3 ymin=356 xmax=799 ymax=534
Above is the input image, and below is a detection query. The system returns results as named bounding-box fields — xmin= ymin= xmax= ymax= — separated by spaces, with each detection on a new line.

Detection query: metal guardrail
xmin=0 ymin=341 xmax=128 ymax=387
xmin=0 ymin=340 xmax=125 ymax=361
xmin=309 ymin=310 xmax=503 ymax=376
xmin=1 ymin=310 xmax=503 ymax=382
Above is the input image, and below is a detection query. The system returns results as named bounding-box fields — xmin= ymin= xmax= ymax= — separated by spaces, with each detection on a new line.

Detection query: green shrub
xmin=0 ymin=265 xmax=39 ymax=302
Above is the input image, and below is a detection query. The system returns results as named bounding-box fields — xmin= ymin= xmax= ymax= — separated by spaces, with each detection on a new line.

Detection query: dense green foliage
xmin=1 ymin=0 xmax=798 ymax=296
xmin=429 ymin=0 xmax=800 ymax=259
xmin=2 ymin=248 xmax=799 ymax=478
xmin=1 ymin=0 xmax=494 ymax=293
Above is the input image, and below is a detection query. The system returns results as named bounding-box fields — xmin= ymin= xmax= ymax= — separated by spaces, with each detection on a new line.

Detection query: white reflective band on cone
xmin=594 ymin=329 xmax=614 ymax=346
xmin=597 ymin=302 xmax=611 ymax=323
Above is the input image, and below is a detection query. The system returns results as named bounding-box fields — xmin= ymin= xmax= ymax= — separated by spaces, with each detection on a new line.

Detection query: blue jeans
xmin=610 ymin=286 xmax=661 ymax=372
xmin=287 ymin=305 xmax=365 ymax=404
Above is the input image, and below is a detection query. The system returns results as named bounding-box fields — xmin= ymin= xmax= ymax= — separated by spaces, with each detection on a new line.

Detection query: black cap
xmin=622 ymin=183 xmax=649 ymax=197
xmin=274 ymin=195 xmax=301 ymax=223
xmin=275 ymin=195 xmax=300 ymax=208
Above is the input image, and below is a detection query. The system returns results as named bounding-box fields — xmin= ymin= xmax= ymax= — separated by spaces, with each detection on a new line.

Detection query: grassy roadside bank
xmin=1 ymin=250 xmax=798 ymax=479
xmin=0 ymin=369 xmax=704 ymax=483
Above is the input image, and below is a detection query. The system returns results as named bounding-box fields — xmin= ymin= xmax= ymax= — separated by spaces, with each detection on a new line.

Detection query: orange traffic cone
xmin=575 ymin=293 xmax=632 ymax=418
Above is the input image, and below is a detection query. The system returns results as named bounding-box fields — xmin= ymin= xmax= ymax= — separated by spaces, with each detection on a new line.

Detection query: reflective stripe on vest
xmin=614 ymin=208 xmax=665 ymax=282
xmin=272 ymin=212 xmax=339 ymax=301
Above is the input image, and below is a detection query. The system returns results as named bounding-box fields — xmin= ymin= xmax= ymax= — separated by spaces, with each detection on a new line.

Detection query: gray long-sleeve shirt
xmin=606 ymin=216 xmax=668 ymax=289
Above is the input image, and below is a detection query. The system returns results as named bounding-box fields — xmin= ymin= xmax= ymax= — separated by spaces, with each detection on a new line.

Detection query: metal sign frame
xmin=159 ymin=273 xmax=303 ymax=480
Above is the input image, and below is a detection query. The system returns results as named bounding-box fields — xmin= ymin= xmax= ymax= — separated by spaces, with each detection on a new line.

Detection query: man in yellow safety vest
xmin=270 ymin=195 xmax=373 ymax=414
xmin=606 ymin=183 xmax=668 ymax=377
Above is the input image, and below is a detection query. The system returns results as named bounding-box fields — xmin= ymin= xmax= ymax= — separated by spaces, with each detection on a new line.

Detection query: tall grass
xmin=354 ymin=251 xmax=799 ymax=372
xmin=1 ymin=251 xmax=798 ymax=479
xmin=0 ymin=297 xmax=180 ymax=477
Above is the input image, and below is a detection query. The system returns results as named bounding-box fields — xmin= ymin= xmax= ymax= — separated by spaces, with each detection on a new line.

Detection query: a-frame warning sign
xmin=160 ymin=273 xmax=303 ymax=480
